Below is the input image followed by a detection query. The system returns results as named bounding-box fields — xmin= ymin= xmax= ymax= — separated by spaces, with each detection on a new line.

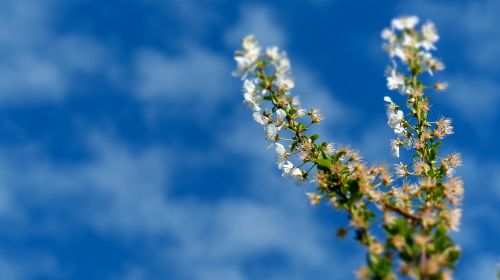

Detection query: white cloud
xmin=0 ymin=255 xmax=23 ymax=280
xmin=133 ymin=45 xmax=233 ymax=108
xmin=446 ymin=154 xmax=500 ymax=252
xmin=147 ymin=0 xmax=226 ymax=37
xmin=0 ymin=130 xmax=358 ymax=279
xmin=463 ymin=255 xmax=498 ymax=280
xmin=0 ymin=0 xmax=116 ymax=104
xmin=131 ymin=5 xmax=287 ymax=116
xmin=356 ymin=121 xmax=393 ymax=162
xmin=441 ymin=75 xmax=500 ymax=124
xmin=293 ymin=64 xmax=355 ymax=129
xmin=225 ymin=5 xmax=287 ymax=48
xmin=458 ymin=155 xmax=500 ymax=201
xmin=0 ymin=252 xmax=63 ymax=280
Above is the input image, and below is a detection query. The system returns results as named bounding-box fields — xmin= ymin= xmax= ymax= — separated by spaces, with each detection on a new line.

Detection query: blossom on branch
xmin=233 ymin=17 xmax=463 ymax=278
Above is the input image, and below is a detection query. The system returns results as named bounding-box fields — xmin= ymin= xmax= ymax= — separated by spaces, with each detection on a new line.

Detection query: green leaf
xmin=447 ymin=248 xmax=461 ymax=264
xmin=347 ymin=180 xmax=362 ymax=201
xmin=369 ymin=255 xmax=392 ymax=277
xmin=315 ymin=158 xmax=332 ymax=169
xmin=429 ymin=146 xmax=438 ymax=161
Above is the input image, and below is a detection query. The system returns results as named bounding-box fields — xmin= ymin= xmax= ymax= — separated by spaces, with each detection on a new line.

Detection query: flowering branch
xmin=233 ymin=15 xmax=463 ymax=280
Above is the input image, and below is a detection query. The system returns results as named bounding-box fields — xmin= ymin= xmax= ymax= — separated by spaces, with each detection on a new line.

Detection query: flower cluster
xmin=382 ymin=16 xmax=451 ymax=161
xmin=233 ymin=35 xmax=330 ymax=186
xmin=233 ymin=15 xmax=463 ymax=280
xmin=378 ymin=17 xmax=464 ymax=278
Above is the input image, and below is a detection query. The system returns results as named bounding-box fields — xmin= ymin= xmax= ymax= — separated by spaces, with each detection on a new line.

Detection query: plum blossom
xmin=275 ymin=109 xmax=287 ymax=123
xmin=276 ymin=76 xmax=295 ymax=93
xmin=275 ymin=55 xmax=291 ymax=77
xmin=420 ymin=21 xmax=439 ymax=50
xmin=445 ymin=208 xmax=462 ymax=232
xmin=235 ymin=21 xmax=464 ymax=277
xmin=281 ymin=160 xmax=294 ymax=173
xmin=386 ymin=68 xmax=405 ymax=91
xmin=266 ymin=124 xmax=279 ymax=141
xmin=275 ymin=143 xmax=288 ymax=169
xmin=252 ymin=111 xmax=269 ymax=125
xmin=266 ymin=46 xmax=280 ymax=61
xmin=384 ymin=96 xmax=406 ymax=137
xmin=306 ymin=192 xmax=322 ymax=206
xmin=391 ymin=16 xmax=419 ymax=30
xmin=402 ymin=33 xmax=418 ymax=48
xmin=282 ymin=161 xmax=304 ymax=185
xmin=241 ymin=34 xmax=261 ymax=61
xmin=381 ymin=28 xmax=396 ymax=43
xmin=233 ymin=35 xmax=261 ymax=78
xmin=289 ymin=168 xmax=304 ymax=185
xmin=242 ymin=79 xmax=261 ymax=111
xmin=278 ymin=160 xmax=303 ymax=185
xmin=390 ymin=139 xmax=400 ymax=158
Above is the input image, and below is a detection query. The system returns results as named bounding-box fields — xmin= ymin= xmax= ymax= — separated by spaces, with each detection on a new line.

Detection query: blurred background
xmin=0 ymin=0 xmax=498 ymax=279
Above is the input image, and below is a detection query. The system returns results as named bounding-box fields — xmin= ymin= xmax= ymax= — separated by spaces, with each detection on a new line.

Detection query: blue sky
xmin=0 ymin=0 xmax=499 ymax=279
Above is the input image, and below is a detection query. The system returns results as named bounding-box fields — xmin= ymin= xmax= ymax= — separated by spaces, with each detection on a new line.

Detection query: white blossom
xmin=394 ymin=162 xmax=408 ymax=177
xmin=384 ymin=96 xmax=406 ymax=137
xmin=241 ymin=35 xmax=261 ymax=61
xmin=281 ymin=160 xmax=294 ymax=174
xmin=386 ymin=68 xmax=405 ymax=91
xmin=382 ymin=27 xmax=409 ymax=63
xmin=296 ymin=108 xmax=306 ymax=117
xmin=381 ymin=28 xmax=396 ymax=43
xmin=280 ymin=161 xmax=304 ymax=185
xmin=275 ymin=56 xmax=291 ymax=76
xmin=243 ymin=93 xmax=260 ymax=112
xmin=276 ymin=76 xmax=295 ymax=93
xmin=326 ymin=143 xmax=335 ymax=155
xmin=290 ymin=168 xmax=304 ymax=185
xmin=306 ymin=192 xmax=322 ymax=206
xmin=275 ymin=143 xmax=287 ymax=169
xmin=441 ymin=118 xmax=454 ymax=135
xmin=310 ymin=109 xmax=324 ymax=123
xmin=402 ymin=33 xmax=418 ymax=48
xmin=420 ymin=21 xmax=439 ymax=50
xmin=393 ymin=47 xmax=408 ymax=62
xmin=233 ymin=56 xmax=255 ymax=78
xmin=266 ymin=46 xmax=280 ymax=61
xmin=446 ymin=167 xmax=456 ymax=177
xmin=446 ymin=208 xmax=462 ymax=232
xmin=390 ymin=139 xmax=400 ymax=158
xmin=391 ymin=16 xmax=419 ymax=30
xmin=233 ymin=35 xmax=261 ymax=78
xmin=243 ymin=79 xmax=255 ymax=94
xmin=266 ymin=124 xmax=279 ymax=141
xmin=242 ymin=80 xmax=261 ymax=111
xmin=252 ymin=111 xmax=269 ymax=125
xmin=420 ymin=52 xmax=445 ymax=75
xmin=275 ymin=109 xmax=287 ymax=122
xmin=291 ymin=96 xmax=300 ymax=106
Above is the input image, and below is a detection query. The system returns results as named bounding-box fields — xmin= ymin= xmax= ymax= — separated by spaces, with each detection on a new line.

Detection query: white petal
xmin=275 ymin=143 xmax=286 ymax=155
xmin=390 ymin=140 xmax=400 ymax=158
xmin=252 ymin=112 xmax=267 ymax=125
xmin=243 ymin=79 xmax=255 ymax=94
xmin=266 ymin=124 xmax=278 ymax=140
xmin=276 ymin=109 xmax=287 ymax=121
